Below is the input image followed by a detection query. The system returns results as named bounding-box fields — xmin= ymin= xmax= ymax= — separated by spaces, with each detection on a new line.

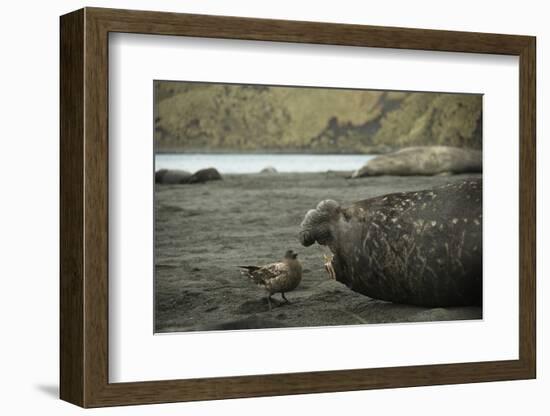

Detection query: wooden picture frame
xmin=60 ymin=7 xmax=536 ymax=408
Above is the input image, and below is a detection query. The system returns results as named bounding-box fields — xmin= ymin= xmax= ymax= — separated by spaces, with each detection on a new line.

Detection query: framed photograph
xmin=60 ymin=7 xmax=536 ymax=408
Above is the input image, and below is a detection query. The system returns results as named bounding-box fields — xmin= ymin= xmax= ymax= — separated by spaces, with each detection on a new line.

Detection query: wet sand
xmin=155 ymin=172 xmax=482 ymax=333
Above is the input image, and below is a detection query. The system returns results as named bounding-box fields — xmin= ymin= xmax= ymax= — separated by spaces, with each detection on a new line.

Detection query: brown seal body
xmin=155 ymin=167 xmax=222 ymax=184
xmin=352 ymin=146 xmax=482 ymax=177
xmin=187 ymin=167 xmax=222 ymax=184
xmin=300 ymin=179 xmax=482 ymax=307
xmin=155 ymin=169 xmax=191 ymax=184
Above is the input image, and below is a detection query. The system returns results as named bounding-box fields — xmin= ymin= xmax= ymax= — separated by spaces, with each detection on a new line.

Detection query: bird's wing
xmin=251 ymin=262 xmax=289 ymax=285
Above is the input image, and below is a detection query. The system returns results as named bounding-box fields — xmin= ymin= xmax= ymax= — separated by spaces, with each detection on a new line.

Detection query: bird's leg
xmin=267 ymin=295 xmax=272 ymax=311
xmin=281 ymin=293 xmax=290 ymax=304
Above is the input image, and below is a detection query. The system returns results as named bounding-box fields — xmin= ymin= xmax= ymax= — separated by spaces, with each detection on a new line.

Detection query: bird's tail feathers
xmin=237 ymin=265 xmax=261 ymax=272
xmin=237 ymin=266 xmax=266 ymax=286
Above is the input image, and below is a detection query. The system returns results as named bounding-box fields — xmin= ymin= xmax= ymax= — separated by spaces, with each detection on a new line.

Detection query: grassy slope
xmin=155 ymin=81 xmax=482 ymax=153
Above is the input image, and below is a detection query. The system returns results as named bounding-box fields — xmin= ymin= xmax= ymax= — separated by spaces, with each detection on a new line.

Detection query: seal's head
xmin=299 ymin=199 xmax=341 ymax=247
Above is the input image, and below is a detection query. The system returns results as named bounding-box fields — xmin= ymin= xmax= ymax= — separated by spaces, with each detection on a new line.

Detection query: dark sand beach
xmin=155 ymin=172 xmax=482 ymax=333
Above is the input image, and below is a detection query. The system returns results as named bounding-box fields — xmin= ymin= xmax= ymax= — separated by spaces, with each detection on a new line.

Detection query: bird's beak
xmin=293 ymin=253 xmax=298 ymax=259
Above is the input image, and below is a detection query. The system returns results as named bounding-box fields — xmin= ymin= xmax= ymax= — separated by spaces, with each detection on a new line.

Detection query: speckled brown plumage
xmin=239 ymin=250 xmax=302 ymax=310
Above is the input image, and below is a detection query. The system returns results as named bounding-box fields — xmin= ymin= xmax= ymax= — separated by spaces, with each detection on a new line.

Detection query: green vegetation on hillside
xmin=154 ymin=81 xmax=482 ymax=153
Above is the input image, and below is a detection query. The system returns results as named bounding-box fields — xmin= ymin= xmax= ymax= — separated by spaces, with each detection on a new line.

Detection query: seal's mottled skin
xmin=300 ymin=179 xmax=482 ymax=307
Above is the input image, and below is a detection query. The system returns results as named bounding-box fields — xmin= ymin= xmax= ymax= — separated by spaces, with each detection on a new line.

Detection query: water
xmin=155 ymin=153 xmax=375 ymax=174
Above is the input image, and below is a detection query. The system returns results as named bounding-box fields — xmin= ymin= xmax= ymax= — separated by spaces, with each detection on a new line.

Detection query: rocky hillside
xmin=154 ymin=81 xmax=482 ymax=154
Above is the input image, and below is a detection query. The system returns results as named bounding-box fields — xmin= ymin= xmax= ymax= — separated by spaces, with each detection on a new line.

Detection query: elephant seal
xmin=155 ymin=169 xmax=192 ymax=184
xmin=260 ymin=166 xmax=278 ymax=174
xmin=352 ymin=146 xmax=482 ymax=177
xmin=187 ymin=167 xmax=223 ymax=184
xmin=299 ymin=179 xmax=482 ymax=307
xmin=155 ymin=168 xmax=222 ymax=184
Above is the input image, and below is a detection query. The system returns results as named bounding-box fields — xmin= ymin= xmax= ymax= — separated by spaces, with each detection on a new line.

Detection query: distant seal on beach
xmin=155 ymin=169 xmax=192 ymax=184
xmin=352 ymin=146 xmax=482 ymax=178
xmin=187 ymin=167 xmax=223 ymax=184
xmin=156 ymin=168 xmax=222 ymax=184
xmin=260 ymin=166 xmax=278 ymax=174
xmin=299 ymin=179 xmax=482 ymax=307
